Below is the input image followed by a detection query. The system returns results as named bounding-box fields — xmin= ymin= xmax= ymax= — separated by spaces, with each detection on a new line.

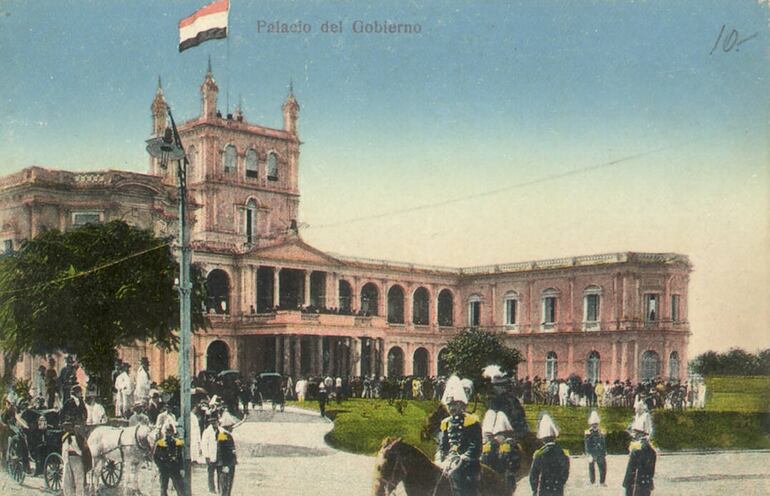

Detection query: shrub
xmin=653 ymin=410 xmax=770 ymax=450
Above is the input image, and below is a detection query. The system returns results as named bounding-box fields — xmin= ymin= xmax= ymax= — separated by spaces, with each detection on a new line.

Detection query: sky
xmin=0 ymin=0 xmax=768 ymax=355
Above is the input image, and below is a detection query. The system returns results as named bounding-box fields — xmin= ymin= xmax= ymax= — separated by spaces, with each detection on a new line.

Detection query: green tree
xmin=0 ymin=220 xmax=206 ymax=400
xmin=690 ymin=348 xmax=770 ymax=376
xmin=441 ymin=328 xmax=522 ymax=386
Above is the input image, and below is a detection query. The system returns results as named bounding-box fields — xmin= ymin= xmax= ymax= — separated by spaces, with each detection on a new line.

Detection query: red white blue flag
xmin=179 ymin=0 xmax=229 ymax=52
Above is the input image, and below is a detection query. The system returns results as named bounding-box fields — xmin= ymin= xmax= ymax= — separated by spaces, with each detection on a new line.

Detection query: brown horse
xmin=373 ymin=437 xmax=511 ymax=496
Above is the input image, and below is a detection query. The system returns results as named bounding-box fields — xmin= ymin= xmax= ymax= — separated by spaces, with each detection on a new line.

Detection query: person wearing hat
xmin=85 ymin=392 xmax=107 ymax=425
xmin=623 ymin=417 xmax=657 ymax=496
xmin=135 ymin=357 xmax=151 ymax=405
xmin=59 ymin=355 xmax=78 ymax=405
xmin=156 ymin=402 xmax=177 ymax=433
xmin=61 ymin=385 xmax=88 ymax=426
xmin=153 ymin=422 xmax=185 ymax=496
xmin=216 ymin=415 xmax=238 ymax=496
xmin=147 ymin=390 xmax=162 ymax=424
xmin=529 ymin=413 xmax=570 ymax=496
xmin=318 ymin=383 xmax=328 ymax=418
xmin=436 ymin=375 xmax=482 ymax=496
xmin=481 ymin=365 xmax=526 ymax=494
xmin=114 ymin=362 xmax=133 ymax=418
xmin=128 ymin=401 xmax=150 ymax=426
xmin=201 ymin=414 xmax=220 ymax=493
xmin=45 ymin=357 xmax=59 ymax=409
xmin=584 ymin=410 xmax=607 ymax=486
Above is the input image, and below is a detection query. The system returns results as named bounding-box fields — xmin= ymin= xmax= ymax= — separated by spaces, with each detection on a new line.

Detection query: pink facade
xmin=0 ymin=67 xmax=691 ymax=384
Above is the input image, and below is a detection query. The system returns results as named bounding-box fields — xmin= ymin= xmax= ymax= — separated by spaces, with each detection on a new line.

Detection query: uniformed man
xmin=623 ymin=416 xmax=657 ymax=496
xmin=436 ymin=375 xmax=482 ymax=496
xmin=61 ymin=385 xmax=88 ymax=426
xmin=480 ymin=364 xmax=526 ymax=494
xmin=153 ymin=422 xmax=185 ymax=496
xmin=201 ymin=415 xmax=220 ymax=494
xmin=216 ymin=416 xmax=238 ymax=496
xmin=584 ymin=410 xmax=607 ymax=486
xmin=529 ymin=413 xmax=570 ymax=496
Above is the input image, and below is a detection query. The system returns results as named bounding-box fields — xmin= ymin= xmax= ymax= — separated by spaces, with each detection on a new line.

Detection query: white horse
xmin=87 ymin=422 xmax=159 ymax=494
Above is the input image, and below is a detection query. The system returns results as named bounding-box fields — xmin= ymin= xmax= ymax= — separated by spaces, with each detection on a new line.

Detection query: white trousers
xmin=63 ymin=454 xmax=85 ymax=496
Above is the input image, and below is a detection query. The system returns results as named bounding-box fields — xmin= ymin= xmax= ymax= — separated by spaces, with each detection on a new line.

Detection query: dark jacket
xmin=153 ymin=435 xmax=184 ymax=473
xmin=61 ymin=397 xmax=88 ymax=425
xmin=216 ymin=430 xmax=237 ymax=467
xmin=438 ymin=413 xmax=482 ymax=464
xmin=623 ymin=440 xmax=656 ymax=496
xmin=583 ymin=428 xmax=607 ymax=460
xmin=529 ymin=442 xmax=570 ymax=496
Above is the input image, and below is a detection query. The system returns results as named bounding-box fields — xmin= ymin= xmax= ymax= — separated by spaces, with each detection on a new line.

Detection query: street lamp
xmin=146 ymin=109 xmax=192 ymax=496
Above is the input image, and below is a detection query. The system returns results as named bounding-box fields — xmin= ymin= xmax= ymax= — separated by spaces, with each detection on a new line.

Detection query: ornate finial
xmin=289 ymin=78 xmax=294 ymax=97
xmin=207 ymin=55 xmax=212 ymax=75
xmin=157 ymin=75 xmax=162 ymax=90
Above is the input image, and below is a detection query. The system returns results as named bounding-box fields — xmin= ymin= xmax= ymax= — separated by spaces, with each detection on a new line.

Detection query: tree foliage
xmin=441 ymin=328 xmax=522 ymax=385
xmin=690 ymin=348 xmax=770 ymax=376
xmin=0 ymin=220 xmax=206 ymax=395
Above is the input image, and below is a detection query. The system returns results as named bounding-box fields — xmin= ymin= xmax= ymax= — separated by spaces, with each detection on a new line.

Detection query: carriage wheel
xmin=6 ymin=441 xmax=25 ymax=484
xmin=100 ymin=458 xmax=123 ymax=488
xmin=44 ymin=452 xmax=63 ymax=492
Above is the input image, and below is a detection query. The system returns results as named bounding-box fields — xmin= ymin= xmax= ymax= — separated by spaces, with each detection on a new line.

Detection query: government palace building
xmin=1 ymin=67 xmax=692 ymax=385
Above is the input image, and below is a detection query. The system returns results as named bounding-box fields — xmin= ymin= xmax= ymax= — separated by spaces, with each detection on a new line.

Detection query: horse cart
xmin=3 ymin=409 xmax=68 ymax=491
xmin=1 ymin=410 xmax=125 ymax=492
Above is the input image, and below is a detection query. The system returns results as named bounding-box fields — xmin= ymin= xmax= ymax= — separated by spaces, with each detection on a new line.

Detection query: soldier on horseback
xmin=436 ymin=375 xmax=482 ymax=496
xmin=480 ymin=365 xmax=528 ymax=494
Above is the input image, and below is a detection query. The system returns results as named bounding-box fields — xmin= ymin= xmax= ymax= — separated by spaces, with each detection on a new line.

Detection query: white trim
xmin=71 ymin=210 xmax=103 ymax=226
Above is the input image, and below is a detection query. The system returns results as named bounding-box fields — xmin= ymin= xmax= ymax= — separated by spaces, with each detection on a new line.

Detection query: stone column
xmin=663 ymin=340 xmax=671 ymax=379
xmin=354 ymin=338 xmax=362 ymax=376
xmin=527 ymin=342 xmax=534 ymax=379
xmin=633 ymin=340 xmax=639 ymax=383
xmin=405 ymin=285 xmax=414 ymax=325
xmin=273 ymin=267 xmax=281 ymax=308
xmin=328 ymin=338 xmax=336 ymax=376
xmin=567 ymin=338 xmax=574 ymax=375
xmin=293 ymin=335 xmax=302 ymax=378
xmin=282 ymin=335 xmax=291 ymax=376
xmin=275 ymin=336 xmax=282 ymax=372
xmin=405 ymin=343 xmax=414 ymax=375
xmin=378 ymin=339 xmax=386 ymax=377
xmin=611 ymin=341 xmax=617 ymax=381
xmin=431 ymin=287 xmax=439 ymax=327
xmin=490 ymin=283 xmax=497 ymax=327
xmin=568 ymin=277 xmax=575 ymax=329
xmin=620 ymin=341 xmax=628 ymax=381
xmin=327 ymin=273 xmax=337 ymax=309
xmin=304 ymin=271 xmax=311 ymax=306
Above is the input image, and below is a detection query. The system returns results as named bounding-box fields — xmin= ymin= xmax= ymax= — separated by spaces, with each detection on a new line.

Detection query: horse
xmin=373 ymin=437 xmax=510 ymax=496
xmin=87 ymin=422 xmax=159 ymax=494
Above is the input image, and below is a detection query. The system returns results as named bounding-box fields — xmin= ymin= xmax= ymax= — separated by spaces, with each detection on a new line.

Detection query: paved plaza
xmin=1 ymin=406 xmax=768 ymax=495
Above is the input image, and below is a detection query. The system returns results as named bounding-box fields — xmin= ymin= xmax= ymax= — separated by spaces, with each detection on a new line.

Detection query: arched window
xmin=413 ymin=347 xmax=429 ymax=377
xmin=267 ymin=152 xmax=278 ymax=181
xmin=583 ymin=285 xmax=602 ymax=330
xmin=387 ymin=285 xmax=405 ymax=324
xmin=338 ymin=280 xmax=352 ymax=313
xmin=541 ymin=288 xmax=559 ymax=328
xmin=641 ymin=350 xmax=660 ymax=380
xmin=669 ymin=351 xmax=680 ymax=380
xmin=586 ymin=351 xmax=601 ymax=383
xmin=207 ymin=340 xmax=230 ymax=372
xmin=245 ymin=149 xmax=258 ymax=179
xmin=223 ymin=144 xmax=236 ymax=173
xmin=245 ymin=199 xmax=257 ymax=244
xmin=546 ymin=352 xmax=558 ymax=381
xmin=437 ymin=348 xmax=450 ymax=376
xmin=361 ymin=282 xmax=379 ymax=316
xmin=437 ymin=289 xmax=454 ymax=327
xmin=387 ymin=347 xmax=404 ymax=377
xmin=205 ymin=269 xmax=230 ymax=315
xmin=503 ymin=291 xmax=518 ymax=326
xmin=413 ymin=287 xmax=430 ymax=325
xmin=468 ymin=294 xmax=482 ymax=327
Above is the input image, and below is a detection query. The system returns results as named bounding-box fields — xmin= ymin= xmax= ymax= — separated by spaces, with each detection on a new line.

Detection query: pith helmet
xmin=537 ymin=413 xmax=560 ymax=439
xmin=588 ymin=410 xmax=601 ymax=425
xmin=482 ymin=364 xmax=508 ymax=384
xmin=441 ymin=375 xmax=468 ymax=406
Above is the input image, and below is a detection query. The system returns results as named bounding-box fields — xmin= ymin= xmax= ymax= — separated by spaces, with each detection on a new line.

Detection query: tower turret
xmin=201 ymin=58 xmax=219 ymax=119
xmin=151 ymin=76 xmax=168 ymax=136
xmin=282 ymin=81 xmax=300 ymax=135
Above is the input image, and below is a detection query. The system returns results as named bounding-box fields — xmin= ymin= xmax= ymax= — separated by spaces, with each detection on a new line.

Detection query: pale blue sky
xmin=0 ymin=0 xmax=768 ymax=354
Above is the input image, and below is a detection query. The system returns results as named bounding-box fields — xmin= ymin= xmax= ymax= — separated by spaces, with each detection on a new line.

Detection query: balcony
xmin=207 ymin=310 xmax=389 ymax=329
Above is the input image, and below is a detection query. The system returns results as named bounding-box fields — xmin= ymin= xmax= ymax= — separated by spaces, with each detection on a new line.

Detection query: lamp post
xmin=146 ymin=109 xmax=192 ymax=496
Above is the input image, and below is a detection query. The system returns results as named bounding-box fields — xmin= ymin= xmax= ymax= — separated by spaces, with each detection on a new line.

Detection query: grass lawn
xmin=288 ymin=376 xmax=770 ymax=456
xmin=705 ymin=376 xmax=770 ymax=413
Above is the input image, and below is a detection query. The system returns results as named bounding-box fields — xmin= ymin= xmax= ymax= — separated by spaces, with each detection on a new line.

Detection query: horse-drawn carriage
xmin=3 ymin=408 xmax=68 ymax=490
xmin=1 ymin=409 xmax=128 ymax=492
xmin=259 ymin=372 xmax=286 ymax=411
